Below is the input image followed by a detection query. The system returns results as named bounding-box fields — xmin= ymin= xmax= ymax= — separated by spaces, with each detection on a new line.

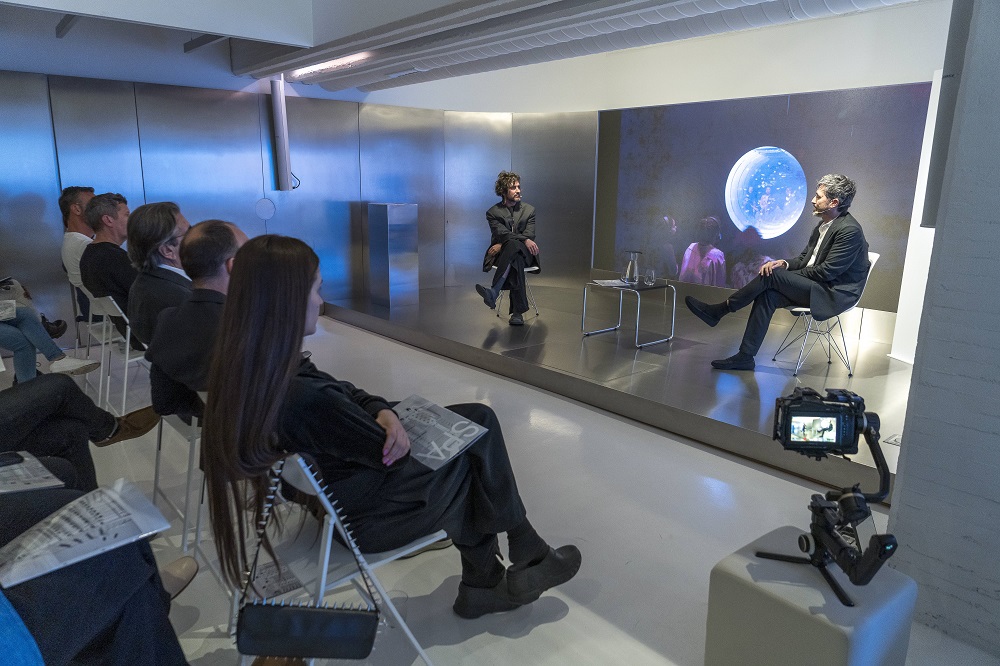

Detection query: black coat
xmin=128 ymin=267 xmax=192 ymax=345
xmin=786 ymin=212 xmax=870 ymax=321
xmin=482 ymin=201 xmax=540 ymax=273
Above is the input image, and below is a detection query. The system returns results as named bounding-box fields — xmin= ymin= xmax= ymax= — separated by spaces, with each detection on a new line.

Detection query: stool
xmin=705 ymin=525 xmax=917 ymax=666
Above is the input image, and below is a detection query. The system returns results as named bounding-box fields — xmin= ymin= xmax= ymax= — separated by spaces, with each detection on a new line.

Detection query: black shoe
xmin=453 ymin=575 xmax=523 ymax=619
xmin=41 ymin=315 xmax=67 ymax=339
xmin=476 ymin=284 xmax=498 ymax=310
xmin=711 ymin=352 xmax=755 ymax=371
xmin=507 ymin=545 xmax=582 ymax=604
xmin=509 ymin=312 xmax=524 ymax=326
xmin=685 ymin=296 xmax=727 ymax=327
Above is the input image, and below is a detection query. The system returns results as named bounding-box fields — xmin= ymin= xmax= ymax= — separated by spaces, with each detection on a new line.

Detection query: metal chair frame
xmin=772 ymin=252 xmax=880 ymax=377
xmin=494 ymin=264 xmax=540 ymax=319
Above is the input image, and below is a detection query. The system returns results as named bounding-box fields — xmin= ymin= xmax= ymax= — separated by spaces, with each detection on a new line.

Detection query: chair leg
xmin=495 ymin=289 xmax=505 ymax=318
xmin=153 ymin=419 xmax=164 ymax=507
xmin=180 ymin=426 xmax=199 ymax=553
xmin=526 ymin=282 xmax=539 ymax=316
xmin=773 ymin=314 xmax=808 ymax=360
xmin=792 ymin=316 xmax=821 ymax=376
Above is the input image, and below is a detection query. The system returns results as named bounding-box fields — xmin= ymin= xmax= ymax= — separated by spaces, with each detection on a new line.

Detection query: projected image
xmin=600 ymin=83 xmax=932 ymax=310
xmin=725 ymin=147 xmax=807 ymax=239
xmin=790 ymin=415 xmax=837 ymax=443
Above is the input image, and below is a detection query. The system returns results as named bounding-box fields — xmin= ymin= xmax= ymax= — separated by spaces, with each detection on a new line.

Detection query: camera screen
xmin=789 ymin=415 xmax=838 ymax=443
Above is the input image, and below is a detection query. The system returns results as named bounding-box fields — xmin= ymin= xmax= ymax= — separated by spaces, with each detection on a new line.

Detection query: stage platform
xmin=326 ymin=280 xmax=912 ymax=498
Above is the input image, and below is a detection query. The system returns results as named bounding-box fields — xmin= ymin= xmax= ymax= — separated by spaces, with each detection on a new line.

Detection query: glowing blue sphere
xmin=725 ymin=147 xmax=807 ymax=239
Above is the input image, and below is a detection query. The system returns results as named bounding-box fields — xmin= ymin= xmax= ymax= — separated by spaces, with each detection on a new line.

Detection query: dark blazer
xmin=128 ymin=266 xmax=192 ymax=345
xmin=482 ymin=201 xmax=540 ymax=272
xmin=144 ymin=289 xmax=224 ymax=417
xmin=786 ymin=212 xmax=870 ymax=321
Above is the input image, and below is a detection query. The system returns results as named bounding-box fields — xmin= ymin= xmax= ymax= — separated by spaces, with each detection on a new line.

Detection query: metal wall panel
xmin=133 ymin=83 xmax=267 ymax=238
xmin=264 ymin=96 xmax=362 ymax=302
xmin=512 ymin=112 xmax=598 ymax=288
xmin=359 ymin=104 xmax=445 ymax=290
xmin=48 ymin=76 xmax=145 ymax=206
xmin=443 ymin=111 xmax=512 ymax=287
xmin=0 ymin=71 xmax=68 ymax=323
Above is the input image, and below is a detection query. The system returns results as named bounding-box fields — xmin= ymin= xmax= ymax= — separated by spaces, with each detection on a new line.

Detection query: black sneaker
xmin=507 ymin=545 xmax=582 ymax=604
xmin=453 ymin=575 xmax=523 ymax=619
xmin=509 ymin=312 xmax=524 ymax=326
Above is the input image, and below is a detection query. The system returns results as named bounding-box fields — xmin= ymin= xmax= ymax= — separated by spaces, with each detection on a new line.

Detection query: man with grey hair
xmin=685 ymin=174 xmax=870 ymax=371
xmin=126 ymin=202 xmax=191 ymax=345
xmin=145 ymin=220 xmax=247 ymax=418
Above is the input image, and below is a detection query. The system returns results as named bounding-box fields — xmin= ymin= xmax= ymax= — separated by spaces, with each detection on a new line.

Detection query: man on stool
xmin=685 ymin=174 xmax=870 ymax=371
xmin=476 ymin=171 xmax=540 ymax=326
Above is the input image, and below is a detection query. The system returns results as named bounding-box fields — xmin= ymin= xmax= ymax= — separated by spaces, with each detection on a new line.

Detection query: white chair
xmin=153 ymin=414 xmax=201 ymax=553
xmin=87 ymin=294 xmax=147 ymax=415
xmin=772 ymin=252 xmax=880 ymax=377
xmin=493 ymin=264 xmax=540 ymax=318
xmin=236 ymin=454 xmax=445 ymax=665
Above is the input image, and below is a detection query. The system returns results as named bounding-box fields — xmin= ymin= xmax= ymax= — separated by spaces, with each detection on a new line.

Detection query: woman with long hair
xmin=203 ymin=235 xmax=580 ymax=619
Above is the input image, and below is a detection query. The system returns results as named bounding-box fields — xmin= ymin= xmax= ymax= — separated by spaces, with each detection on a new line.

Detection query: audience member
xmin=729 ymin=226 xmax=774 ymax=289
xmin=1 ymin=303 xmax=99 ymax=383
xmin=79 ymin=192 xmax=143 ymax=349
xmin=203 ymin=235 xmax=581 ymax=620
xmin=678 ymin=215 xmax=727 ymax=287
xmin=127 ymin=202 xmax=192 ymax=345
xmin=0 ymin=373 xmax=160 ymax=490
xmin=0 ymin=486 xmax=191 ymax=665
xmin=476 ymin=171 xmax=540 ymax=326
xmin=685 ymin=174 xmax=871 ymax=371
xmin=58 ymin=185 xmax=96 ymax=322
xmin=145 ymin=220 xmax=247 ymax=418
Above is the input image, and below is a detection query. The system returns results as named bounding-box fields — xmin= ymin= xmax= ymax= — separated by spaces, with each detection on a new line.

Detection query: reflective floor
xmin=2 ymin=318 xmax=992 ymax=664
xmin=329 ymin=283 xmax=913 ymax=490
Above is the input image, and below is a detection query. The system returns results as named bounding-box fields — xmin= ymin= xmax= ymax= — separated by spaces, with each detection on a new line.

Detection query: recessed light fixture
xmin=289 ymin=52 xmax=371 ymax=80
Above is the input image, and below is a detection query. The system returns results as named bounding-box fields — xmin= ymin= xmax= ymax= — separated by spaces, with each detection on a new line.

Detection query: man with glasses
xmin=126 ymin=202 xmax=192 ymax=345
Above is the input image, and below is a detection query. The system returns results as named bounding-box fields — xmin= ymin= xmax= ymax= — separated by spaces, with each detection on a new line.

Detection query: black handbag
xmin=235 ymin=459 xmax=380 ymax=660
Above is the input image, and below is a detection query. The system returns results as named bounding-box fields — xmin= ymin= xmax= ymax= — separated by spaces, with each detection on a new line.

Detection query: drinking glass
xmin=643 ymin=268 xmax=655 ymax=286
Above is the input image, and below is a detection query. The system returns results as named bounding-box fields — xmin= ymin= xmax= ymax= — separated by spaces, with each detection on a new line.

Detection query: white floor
xmin=70 ymin=316 xmax=1000 ymax=665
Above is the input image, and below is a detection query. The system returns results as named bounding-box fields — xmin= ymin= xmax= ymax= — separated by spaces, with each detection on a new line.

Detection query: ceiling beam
xmin=183 ymin=33 xmax=227 ymax=53
xmin=55 ymin=14 xmax=78 ymax=38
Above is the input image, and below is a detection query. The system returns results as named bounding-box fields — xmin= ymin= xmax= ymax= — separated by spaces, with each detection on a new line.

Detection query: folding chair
xmin=235 ymin=454 xmax=445 ymax=665
xmin=153 ymin=414 xmax=201 ymax=553
xmin=772 ymin=252 xmax=880 ymax=377
xmin=494 ymin=264 xmax=540 ymax=319
xmin=87 ymin=295 xmax=147 ymax=415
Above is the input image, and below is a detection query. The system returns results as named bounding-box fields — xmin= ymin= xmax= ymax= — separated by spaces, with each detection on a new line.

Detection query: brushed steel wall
xmin=512 ymin=112 xmax=597 ymax=288
xmin=133 ymin=83 xmax=268 ymax=239
xmin=0 ymin=71 xmax=66 ymax=321
xmin=48 ymin=76 xmax=145 ymax=206
xmin=443 ymin=112 xmax=512 ymax=287
xmin=266 ymin=96 xmax=362 ymax=302
xmin=359 ymin=104 xmax=446 ymax=290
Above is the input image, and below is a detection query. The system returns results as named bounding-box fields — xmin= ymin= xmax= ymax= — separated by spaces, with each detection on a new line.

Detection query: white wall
xmin=4 ymin=0 xmax=313 ymax=46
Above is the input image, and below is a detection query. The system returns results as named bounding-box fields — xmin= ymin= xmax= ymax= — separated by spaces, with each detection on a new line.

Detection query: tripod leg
xmin=817 ymin=564 xmax=854 ymax=607
xmin=755 ymin=550 xmax=811 ymax=565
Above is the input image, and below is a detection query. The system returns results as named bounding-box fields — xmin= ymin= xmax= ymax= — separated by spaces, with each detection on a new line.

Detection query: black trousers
xmin=489 ymin=240 xmax=534 ymax=315
xmin=0 ymin=373 xmax=115 ymax=491
xmin=349 ymin=403 xmax=528 ymax=585
xmin=727 ymin=269 xmax=814 ymax=356
xmin=0 ymin=487 xmax=187 ymax=666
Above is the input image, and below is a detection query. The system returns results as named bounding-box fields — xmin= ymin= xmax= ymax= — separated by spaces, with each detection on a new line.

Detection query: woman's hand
xmin=376 ymin=409 xmax=410 ymax=467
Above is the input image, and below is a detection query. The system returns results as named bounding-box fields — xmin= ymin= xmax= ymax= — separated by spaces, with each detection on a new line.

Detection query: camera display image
xmin=790 ymin=415 xmax=837 ymax=443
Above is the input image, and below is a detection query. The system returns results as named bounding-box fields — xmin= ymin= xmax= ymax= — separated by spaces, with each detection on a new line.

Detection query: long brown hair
xmin=202 ymin=234 xmax=319 ymax=587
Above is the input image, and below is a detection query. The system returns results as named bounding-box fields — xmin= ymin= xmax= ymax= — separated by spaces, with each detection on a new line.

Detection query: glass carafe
xmin=621 ymin=250 xmax=642 ymax=284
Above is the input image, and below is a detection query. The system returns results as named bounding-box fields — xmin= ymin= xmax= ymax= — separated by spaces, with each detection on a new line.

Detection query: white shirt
xmin=806 ymin=219 xmax=834 ymax=267
xmin=61 ymin=232 xmax=93 ymax=288
xmin=158 ymin=263 xmax=190 ymax=280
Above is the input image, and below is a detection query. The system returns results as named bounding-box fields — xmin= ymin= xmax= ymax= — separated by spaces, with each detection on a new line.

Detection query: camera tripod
xmin=756 ymin=413 xmax=897 ymax=607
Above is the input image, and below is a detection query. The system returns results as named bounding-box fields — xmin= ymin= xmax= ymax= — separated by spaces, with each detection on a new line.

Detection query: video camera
xmin=773 ymin=387 xmax=865 ymax=459
xmin=758 ymin=387 xmax=897 ymax=606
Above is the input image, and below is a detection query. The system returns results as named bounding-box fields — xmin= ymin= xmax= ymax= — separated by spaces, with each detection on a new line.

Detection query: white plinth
xmin=705 ymin=526 xmax=917 ymax=666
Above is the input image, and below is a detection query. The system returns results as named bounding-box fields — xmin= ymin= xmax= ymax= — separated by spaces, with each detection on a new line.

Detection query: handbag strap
xmin=238 ymin=457 xmax=380 ymax=610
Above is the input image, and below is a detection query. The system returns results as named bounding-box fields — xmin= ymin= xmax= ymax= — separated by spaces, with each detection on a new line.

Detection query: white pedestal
xmin=705 ymin=526 xmax=917 ymax=666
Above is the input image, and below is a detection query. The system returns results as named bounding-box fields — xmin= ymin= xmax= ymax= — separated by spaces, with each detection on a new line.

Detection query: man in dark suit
xmin=475 ymin=170 xmax=540 ymax=326
xmin=685 ymin=174 xmax=870 ymax=371
xmin=127 ymin=202 xmax=192 ymax=345
xmin=144 ymin=219 xmax=247 ymax=418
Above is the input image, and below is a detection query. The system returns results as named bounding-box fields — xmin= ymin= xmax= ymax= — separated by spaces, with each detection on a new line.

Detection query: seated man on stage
xmin=685 ymin=174 xmax=871 ymax=371
xmin=475 ymin=171 xmax=540 ymax=326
